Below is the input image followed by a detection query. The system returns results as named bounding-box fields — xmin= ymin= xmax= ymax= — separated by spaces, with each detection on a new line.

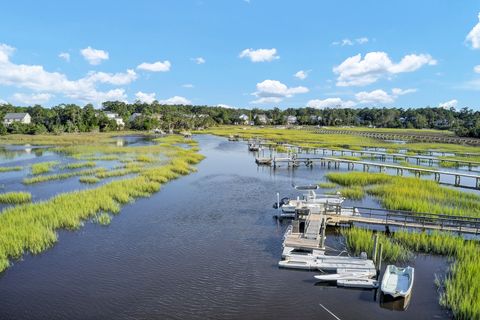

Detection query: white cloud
xmin=438 ymin=99 xmax=458 ymax=109
xmin=158 ymin=96 xmax=191 ymax=105
xmin=137 ymin=60 xmax=171 ymax=72
xmin=466 ymin=13 xmax=480 ymax=49
xmin=332 ymin=37 xmax=369 ymax=46
xmin=355 ymin=87 xmax=416 ymax=105
xmin=391 ymin=88 xmax=417 ymax=96
xmin=474 ymin=65 xmax=480 ymax=73
xmin=307 ymin=98 xmax=356 ymax=109
xmin=239 ymin=48 xmax=279 ymax=62
xmin=12 ymin=92 xmax=52 ymax=105
xmin=182 ymin=83 xmax=194 ymax=88
xmin=294 ymin=70 xmax=310 ymax=80
xmin=333 ymin=52 xmax=437 ymax=86
xmin=192 ymin=57 xmax=205 ymax=64
xmin=217 ymin=103 xmax=235 ymax=109
xmin=85 ymin=69 xmax=137 ymax=85
xmin=251 ymin=79 xmax=308 ymax=104
xmin=355 ymin=89 xmax=394 ymax=104
xmin=0 ymin=99 xmax=7 ymax=105
xmin=80 ymin=46 xmax=109 ymax=65
xmin=135 ymin=91 xmax=156 ymax=104
xmin=58 ymin=52 xmax=70 ymax=62
xmin=0 ymin=43 xmax=128 ymax=105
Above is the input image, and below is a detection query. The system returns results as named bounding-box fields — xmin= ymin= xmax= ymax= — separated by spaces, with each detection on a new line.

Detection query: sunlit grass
xmin=64 ymin=161 xmax=96 ymax=169
xmin=0 ymin=192 xmax=32 ymax=204
xmin=95 ymin=213 xmax=111 ymax=226
xmin=338 ymin=186 xmax=365 ymax=200
xmin=318 ymin=182 xmax=337 ymax=189
xmin=31 ymin=161 xmax=59 ymax=175
xmin=79 ymin=176 xmax=100 ymax=184
xmin=0 ymin=166 xmax=22 ymax=173
xmin=23 ymin=168 xmax=106 ymax=185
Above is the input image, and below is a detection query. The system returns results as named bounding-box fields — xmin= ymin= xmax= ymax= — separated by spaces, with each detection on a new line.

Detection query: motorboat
xmin=381 ymin=265 xmax=414 ymax=298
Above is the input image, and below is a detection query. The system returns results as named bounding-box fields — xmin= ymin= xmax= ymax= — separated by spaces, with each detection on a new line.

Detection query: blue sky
xmin=0 ymin=0 xmax=479 ymax=109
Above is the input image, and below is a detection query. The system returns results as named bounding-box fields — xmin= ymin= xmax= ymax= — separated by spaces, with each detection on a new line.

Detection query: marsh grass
xmin=64 ymin=161 xmax=96 ymax=169
xmin=0 ymin=135 xmax=204 ymax=275
xmin=79 ymin=176 xmax=100 ymax=184
xmin=0 ymin=166 xmax=22 ymax=173
xmin=31 ymin=161 xmax=59 ymax=175
xmin=338 ymin=186 xmax=365 ymax=200
xmin=326 ymin=172 xmax=480 ymax=217
xmin=318 ymin=182 xmax=337 ymax=189
xmin=23 ymin=168 xmax=106 ymax=185
xmin=95 ymin=213 xmax=111 ymax=225
xmin=0 ymin=192 xmax=32 ymax=204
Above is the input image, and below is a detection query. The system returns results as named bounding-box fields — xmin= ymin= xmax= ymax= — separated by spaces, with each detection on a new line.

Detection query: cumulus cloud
xmin=80 ymin=46 xmax=109 ymax=65
xmin=239 ymin=48 xmax=279 ymax=62
xmin=85 ymin=69 xmax=137 ymax=85
xmin=0 ymin=99 xmax=7 ymax=105
xmin=333 ymin=52 xmax=437 ymax=86
xmin=135 ymin=91 xmax=156 ymax=104
xmin=58 ymin=52 xmax=70 ymax=62
xmin=332 ymin=37 xmax=369 ymax=46
xmin=474 ymin=65 xmax=480 ymax=73
xmin=355 ymin=89 xmax=394 ymax=104
xmin=158 ymin=96 xmax=191 ymax=105
xmin=466 ymin=13 xmax=480 ymax=49
xmin=294 ymin=70 xmax=310 ymax=80
xmin=137 ymin=60 xmax=171 ymax=72
xmin=182 ymin=83 xmax=194 ymax=88
xmin=438 ymin=99 xmax=458 ymax=109
xmin=307 ymin=98 xmax=356 ymax=109
xmin=217 ymin=103 xmax=235 ymax=109
xmin=192 ymin=57 xmax=205 ymax=64
xmin=251 ymin=79 xmax=308 ymax=104
xmin=355 ymin=87 xmax=416 ymax=105
xmin=12 ymin=92 xmax=53 ymax=105
xmin=0 ymin=43 xmax=128 ymax=105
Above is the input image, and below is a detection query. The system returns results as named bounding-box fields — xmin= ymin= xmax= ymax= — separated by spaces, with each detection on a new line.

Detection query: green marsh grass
xmin=31 ymin=161 xmax=59 ymax=175
xmin=0 ymin=192 xmax=32 ymax=204
xmin=23 ymin=168 xmax=106 ymax=185
xmin=0 ymin=135 xmax=204 ymax=275
xmin=326 ymin=172 xmax=480 ymax=217
xmin=64 ymin=161 xmax=96 ymax=169
xmin=0 ymin=166 xmax=22 ymax=173
xmin=318 ymin=182 xmax=337 ymax=189
xmin=95 ymin=213 xmax=111 ymax=225
xmin=338 ymin=186 xmax=365 ymax=200
xmin=79 ymin=176 xmax=100 ymax=184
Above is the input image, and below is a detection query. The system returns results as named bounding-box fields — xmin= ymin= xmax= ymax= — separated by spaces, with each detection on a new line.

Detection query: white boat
xmin=337 ymin=279 xmax=379 ymax=289
xmin=314 ymin=270 xmax=375 ymax=281
xmin=381 ymin=265 xmax=414 ymax=298
xmin=281 ymin=191 xmax=344 ymax=214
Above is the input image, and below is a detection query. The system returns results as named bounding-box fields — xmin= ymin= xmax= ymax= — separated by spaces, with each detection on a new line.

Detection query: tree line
xmin=0 ymin=101 xmax=479 ymax=138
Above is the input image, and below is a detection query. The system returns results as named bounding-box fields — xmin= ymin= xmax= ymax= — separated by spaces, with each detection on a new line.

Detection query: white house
xmin=3 ymin=113 xmax=31 ymax=125
xmin=105 ymin=112 xmax=124 ymax=126
xmin=129 ymin=113 xmax=142 ymax=122
xmin=254 ymin=114 xmax=268 ymax=124
xmin=286 ymin=115 xmax=297 ymax=125
xmin=238 ymin=114 xmax=249 ymax=125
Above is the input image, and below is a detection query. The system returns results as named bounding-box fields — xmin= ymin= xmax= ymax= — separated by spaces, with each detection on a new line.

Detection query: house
xmin=129 ymin=113 xmax=142 ymax=122
xmin=105 ymin=112 xmax=124 ymax=126
xmin=3 ymin=113 xmax=31 ymax=125
xmin=238 ymin=114 xmax=249 ymax=125
xmin=254 ymin=114 xmax=268 ymax=124
xmin=286 ymin=115 xmax=297 ymax=125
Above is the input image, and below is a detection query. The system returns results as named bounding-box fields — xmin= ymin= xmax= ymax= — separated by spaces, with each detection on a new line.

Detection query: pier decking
xmin=258 ymin=155 xmax=480 ymax=189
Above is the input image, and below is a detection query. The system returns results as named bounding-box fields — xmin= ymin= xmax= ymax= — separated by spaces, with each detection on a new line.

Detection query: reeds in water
xmin=64 ymin=161 xmax=96 ymax=169
xmin=0 ymin=192 xmax=32 ymax=204
xmin=0 ymin=166 xmax=22 ymax=173
xmin=31 ymin=161 xmax=59 ymax=175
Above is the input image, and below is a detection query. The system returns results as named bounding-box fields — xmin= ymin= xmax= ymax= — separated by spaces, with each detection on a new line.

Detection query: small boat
xmin=337 ymin=279 xmax=379 ymax=289
xmin=292 ymin=183 xmax=319 ymax=190
xmin=228 ymin=135 xmax=238 ymax=141
xmin=248 ymin=143 xmax=260 ymax=151
xmin=256 ymin=157 xmax=272 ymax=165
xmin=381 ymin=265 xmax=414 ymax=298
xmin=314 ymin=270 xmax=375 ymax=281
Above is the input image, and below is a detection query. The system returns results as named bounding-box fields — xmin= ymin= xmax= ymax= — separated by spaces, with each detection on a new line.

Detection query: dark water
xmin=0 ymin=135 xmax=451 ymax=319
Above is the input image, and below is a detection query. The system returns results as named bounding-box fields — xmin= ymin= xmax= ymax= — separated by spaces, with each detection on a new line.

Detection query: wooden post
xmin=372 ymin=233 xmax=379 ymax=264
xmin=377 ymin=243 xmax=384 ymax=274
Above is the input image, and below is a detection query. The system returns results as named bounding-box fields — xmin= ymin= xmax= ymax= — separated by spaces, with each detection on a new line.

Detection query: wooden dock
xmin=260 ymin=155 xmax=480 ymax=189
xmin=308 ymin=128 xmax=480 ymax=146
xmin=325 ymin=206 xmax=480 ymax=235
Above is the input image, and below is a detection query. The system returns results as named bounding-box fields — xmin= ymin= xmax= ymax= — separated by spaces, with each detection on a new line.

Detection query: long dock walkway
xmin=262 ymin=155 xmax=480 ymax=189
